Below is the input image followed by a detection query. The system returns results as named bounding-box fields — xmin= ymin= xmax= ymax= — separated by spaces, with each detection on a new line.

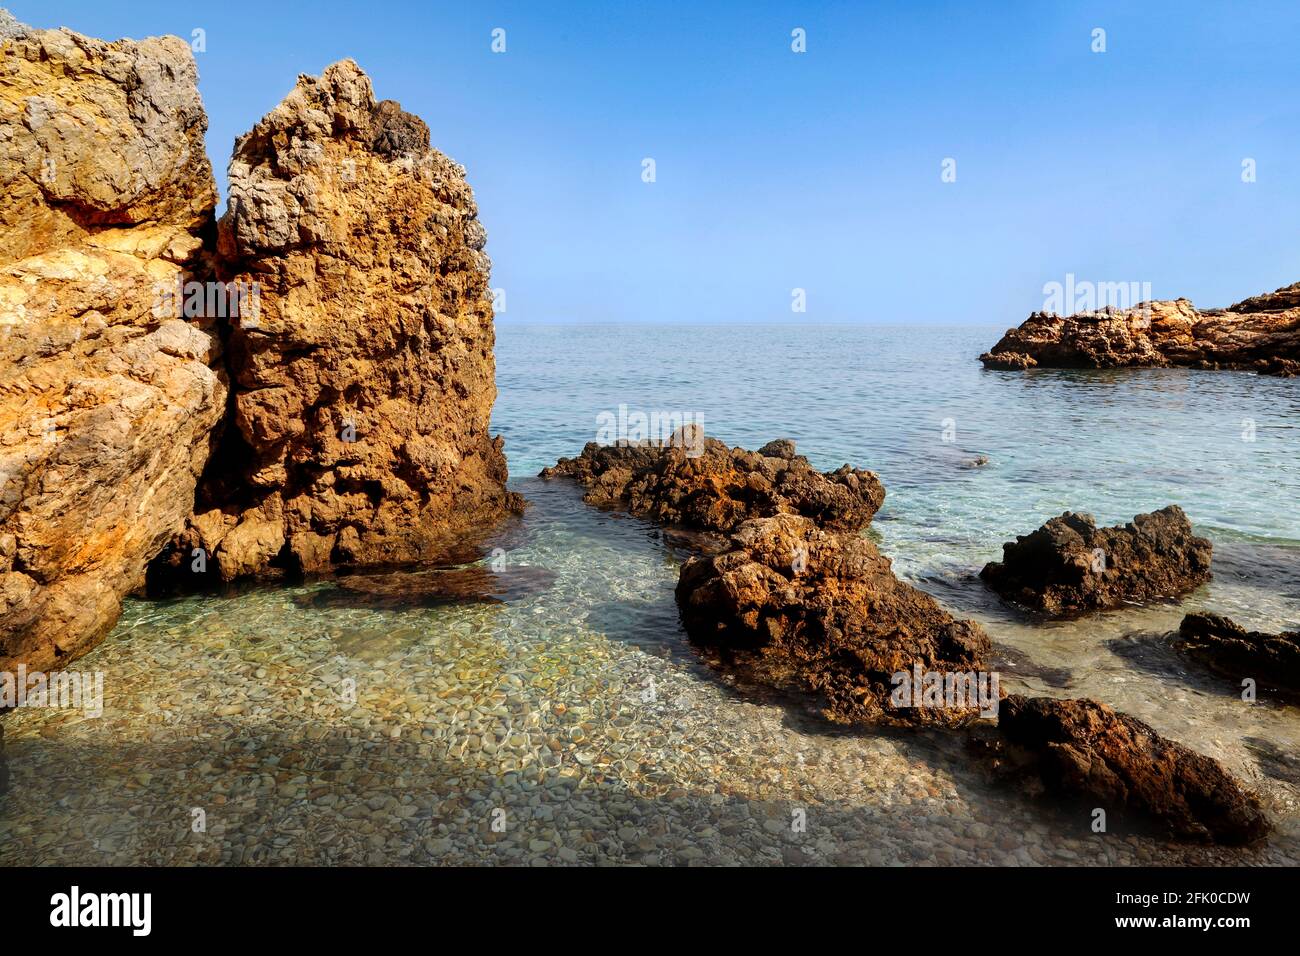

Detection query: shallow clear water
xmin=2 ymin=325 xmax=1297 ymax=865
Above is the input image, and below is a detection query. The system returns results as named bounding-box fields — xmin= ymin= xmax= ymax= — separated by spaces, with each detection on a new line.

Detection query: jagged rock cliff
xmin=0 ymin=14 xmax=225 ymax=671
xmin=980 ymin=286 xmax=1300 ymax=375
xmin=149 ymin=60 xmax=520 ymax=585
xmin=1 ymin=14 xmax=520 ymax=666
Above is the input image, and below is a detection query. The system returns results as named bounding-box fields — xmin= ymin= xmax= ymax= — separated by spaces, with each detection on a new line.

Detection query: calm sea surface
xmin=2 ymin=324 xmax=1297 ymax=865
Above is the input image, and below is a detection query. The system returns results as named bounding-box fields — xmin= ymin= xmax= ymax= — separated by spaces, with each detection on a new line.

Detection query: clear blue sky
xmin=13 ymin=1 xmax=1300 ymax=323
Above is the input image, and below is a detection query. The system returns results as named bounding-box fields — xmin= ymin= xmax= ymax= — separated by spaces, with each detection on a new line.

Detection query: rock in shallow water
xmin=987 ymin=695 xmax=1269 ymax=845
xmin=676 ymin=513 xmax=992 ymax=727
xmin=1175 ymin=612 xmax=1300 ymax=697
xmin=308 ymin=564 xmax=557 ymax=609
xmin=980 ymin=506 xmax=1212 ymax=617
xmin=541 ymin=434 xmax=885 ymax=538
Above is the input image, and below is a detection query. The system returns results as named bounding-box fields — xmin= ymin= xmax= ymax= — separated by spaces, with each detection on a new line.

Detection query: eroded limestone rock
xmin=0 ymin=15 xmax=224 ymax=670
xmin=151 ymin=60 xmax=521 ymax=585
xmin=980 ymin=290 xmax=1300 ymax=376
xmin=675 ymin=513 xmax=992 ymax=727
xmin=1176 ymin=612 xmax=1300 ymax=697
xmin=987 ymin=695 xmax=1269 ymax=844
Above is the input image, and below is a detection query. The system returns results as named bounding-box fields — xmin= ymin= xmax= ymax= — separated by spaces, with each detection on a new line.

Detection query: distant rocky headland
xmin=0 ymin=12 xmax=519 ymax=674
xmin=980 ymin=284 xmax=1300 ymax=376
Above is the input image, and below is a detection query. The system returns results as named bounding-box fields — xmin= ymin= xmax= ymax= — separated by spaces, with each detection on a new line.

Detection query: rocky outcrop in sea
xmin=981 ymin=506 xmax=1213 ymax=616
xmin=980 ymin=286 xmax=1300 ymax=375
xmin=0 ymin=14 xmax=519 ymax=668
xmin=676 ymin=513 xmax=992 ymax=727
xmin=550 ymin=437 xmax=1266 ymax=842
xmin=540 ymin=433 xmax=885 ymax=544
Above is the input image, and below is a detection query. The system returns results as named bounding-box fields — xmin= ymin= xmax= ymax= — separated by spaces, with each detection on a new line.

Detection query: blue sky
xmin=14 ymin=1 xmax=1300 ymax=323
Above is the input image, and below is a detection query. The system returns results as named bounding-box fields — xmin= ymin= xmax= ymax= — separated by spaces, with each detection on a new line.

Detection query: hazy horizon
xmin=12 ymin=0 xmax=1300 ymax=325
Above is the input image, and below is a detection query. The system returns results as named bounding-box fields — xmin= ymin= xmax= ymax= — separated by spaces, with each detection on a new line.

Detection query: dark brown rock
xmin=980 ymin=290 xmax=1300 ymax=376
xmin=541 ymin=434 xmax=885 ymax=539
xmin=981 ymin=506 xmax=1212 ymax=616
xmin=675 ymin=514 xmax=993 ymax=727
xmin=992 ymin=694 xmax=1269 ymax=844
xmin=1176 ymin=612 xmax=1300 ymax=695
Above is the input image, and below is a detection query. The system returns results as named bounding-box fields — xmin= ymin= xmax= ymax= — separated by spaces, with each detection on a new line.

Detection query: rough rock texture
xmin=991 ymin=695 xmax=1269 ymax=844
xmin=980 ymin=290 xmax=1300 ymax=376
xmin=0 ymin=15 xmax=225 ymax=671
xmin=676 ymin=514 xmax=992 ymax=726
xmin=1176 ymin=612 xmax=1300 ymax=695
xmin=0 ymin=722 xmax=7 ymax=796
xmin=981 ymin=506 xmax=1213 ymax=616
xmin=541 ymin=435 xmax=885 ymax=543
xmin=150 ymin=60 xmax=521 ymax=585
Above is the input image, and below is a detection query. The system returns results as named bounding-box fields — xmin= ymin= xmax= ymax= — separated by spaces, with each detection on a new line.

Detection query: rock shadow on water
xmin=5 ymin=717 xmax=1275 ymax=866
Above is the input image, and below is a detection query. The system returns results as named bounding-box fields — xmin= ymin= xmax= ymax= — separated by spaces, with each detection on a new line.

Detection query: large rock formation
xmin=988 ymin=695 xmax=1269 ymax=844
xmin=676 ymin=514 xmax=993 ymax=727
xmin=981 ymin=506 xmax=1213 ymax=616
xmin=541 ymin=435 xmax=885 ymax=543
xmin=980 ymin=288 xmax=1300 ymax=375
xmin=0 ymin=15 xmax=225 ymax=671
xmin=1175 ymin=612 xmax=1300 ymax=696
xmin=150 ymin=60 xmax=521 ymax=585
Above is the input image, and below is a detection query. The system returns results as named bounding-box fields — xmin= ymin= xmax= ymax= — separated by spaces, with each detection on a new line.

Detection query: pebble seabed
xmin=1 ymin=479 xmax=1297 ymax=866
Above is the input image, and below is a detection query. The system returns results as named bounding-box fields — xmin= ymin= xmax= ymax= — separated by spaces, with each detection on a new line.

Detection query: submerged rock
xmin=676 ymin=514 xmax=993 ymax=727
xmin=305 ymin=564 xmax=556 ymax=609
xmin=1175 ymin=612 xmax=1300 ymax=696
xmin=0 ymin=16 xmax=225 ymax=671
xmin=988 ymin=695 xmax=1269 ymax=845
xmin=981 ymin=506 xmax=1212 ymax=616
xmin=151 ymin=59 xmax=522 ymax=586
xmin=980 ymin=290 xmax=1300 ymax=376
xmin=541 ymin=434 xmax=885 ymax=539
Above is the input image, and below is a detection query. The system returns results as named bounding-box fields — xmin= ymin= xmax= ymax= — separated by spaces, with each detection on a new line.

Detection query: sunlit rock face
xmin=0 ymin=14 xmax=225 ymax=671
xmin=150 ymin=59 xmax=523 ymax=587
xmin=981 ymin=288 xmax=1300 ymax=376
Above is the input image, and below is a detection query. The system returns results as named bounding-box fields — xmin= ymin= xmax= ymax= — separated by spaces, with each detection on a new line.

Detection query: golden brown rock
xmin=980 ymin=288 xmax=1300 ymax=375
xmin=0 ymin=15 xmax=225 ymax=671
xmin=152 ymin=60 xmax=521 ymax=584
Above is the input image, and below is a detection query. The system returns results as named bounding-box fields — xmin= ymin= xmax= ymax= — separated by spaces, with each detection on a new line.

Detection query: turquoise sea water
xmin=495 ymin=324 xmax=1300 ymax=553
xmin=2 ymin=324 xmax=1297 ymax=865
